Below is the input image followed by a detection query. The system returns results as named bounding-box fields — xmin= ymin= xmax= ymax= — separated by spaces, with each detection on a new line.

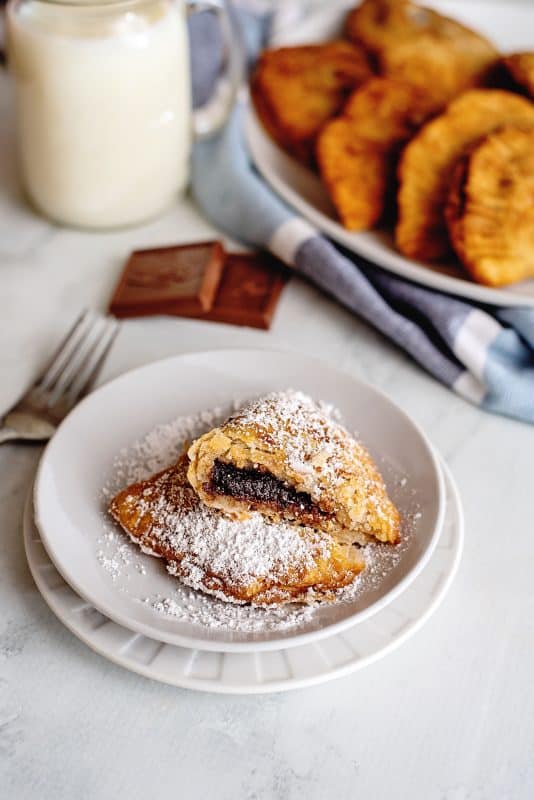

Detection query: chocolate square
xmin=201 ymin=252 xmax=289 ymax=330
xmin=109 ymin=240 xmax=225 ymax=318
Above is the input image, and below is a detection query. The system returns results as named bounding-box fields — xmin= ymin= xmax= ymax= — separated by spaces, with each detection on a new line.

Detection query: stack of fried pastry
xmin=109 ymin=391 xmax=400 ymax=606
xmin=251 ymin=0 xmax=534 ymax=287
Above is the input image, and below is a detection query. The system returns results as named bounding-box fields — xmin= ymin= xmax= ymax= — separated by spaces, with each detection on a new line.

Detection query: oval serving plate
xmin=245 ymin=0 xmax=534 ymax=308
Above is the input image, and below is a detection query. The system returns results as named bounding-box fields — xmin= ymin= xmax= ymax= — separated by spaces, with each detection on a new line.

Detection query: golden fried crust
xmin=346 ymin=0 xmax=422 ymax=54
xmin=187 ymin=391 xmax=400 ymax=546
xmin=445 ymin=126 xmax=534 ymax=287
xmin=346 ymin=0 xmax=498 ymax=112
xmin=501 ymin=53 xmax=534 ymax=98
xmin=317 ymin=120 xmax=390 ymax=230
xmin=250 ymin=41 xmax=373 ymax=163
xmin=444 ymin=154 xmax=470 ymax=269
xmin=396 ymin=89 xmax=534 ymax=261
xmin=379 ymin=34 xmax=497 ymax=112
xmin=316 ymin=78 xmax=433 ymax=229
xmin=109 ymin=458 xmax=197 ymax=565
xmin=109 ymin=455 xmax=364 ymax=606
xmin=342 ymin=77 xmax=432 ymax=139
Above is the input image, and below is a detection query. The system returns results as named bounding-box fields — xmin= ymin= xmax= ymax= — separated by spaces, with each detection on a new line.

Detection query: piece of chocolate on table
xmin=109 ymin=240 xmax=225 ymax=318
xmin=201 ymin=252 xmax=289 ymax=330
xmin=109 ymin=243 xmax=289 ymax=330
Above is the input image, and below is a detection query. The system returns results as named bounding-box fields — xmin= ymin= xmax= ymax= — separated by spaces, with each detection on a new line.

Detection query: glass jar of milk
xmin=6 ymin=0 xmax=241 ymax=228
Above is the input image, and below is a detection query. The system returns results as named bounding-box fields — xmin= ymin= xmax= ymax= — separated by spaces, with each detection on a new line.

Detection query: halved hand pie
xmin=187 ymin=391 xmax=400 ymax=546
xmin=108 ymin=455 xmax=364 ymax=605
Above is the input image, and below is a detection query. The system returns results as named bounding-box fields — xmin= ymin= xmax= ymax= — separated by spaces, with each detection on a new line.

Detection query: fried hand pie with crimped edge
xmin=316 ymin=78 xmax=434 ymax=230
xmin=346 ymin=0 xmax=498 ymax=112
xmin=346 ymin=0 xmax=423 ymax=54
xmin=396 ymin=89 xmax=534 ymax=261
xmin=250 ymin=41 xmax=373 ymax=164
xmin=445 ymin=126 xmax=534 ymax=287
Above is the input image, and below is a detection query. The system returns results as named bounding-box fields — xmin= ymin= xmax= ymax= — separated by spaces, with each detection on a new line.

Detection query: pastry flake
xmin=187 ymin=391 xmax=400 ymax=546
xmin=445 ymin=126 xmax=534 ymax=287
xmin=250 ymin=41 xmax=373 ymax=164
xmin=396 ymin=89 xmax=534 ymax=260
xmin=109 ymin=455 xmax=364 ymax=605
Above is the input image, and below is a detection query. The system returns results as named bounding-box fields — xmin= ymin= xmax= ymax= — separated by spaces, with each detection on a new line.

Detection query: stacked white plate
xmin=27 ymin=350 xmax=464 ymax=694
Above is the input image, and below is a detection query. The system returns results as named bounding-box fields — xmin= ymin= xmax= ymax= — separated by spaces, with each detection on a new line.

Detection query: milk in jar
xmin=7 ymin=0 xmax=191 ymax=228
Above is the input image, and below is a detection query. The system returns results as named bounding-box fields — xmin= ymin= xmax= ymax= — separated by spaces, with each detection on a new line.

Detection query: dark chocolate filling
xmin=208 ymin=460 xmax=327 ymax=518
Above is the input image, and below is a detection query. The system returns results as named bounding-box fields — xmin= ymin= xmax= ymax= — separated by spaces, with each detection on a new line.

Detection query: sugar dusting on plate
xmin=99 ymin=398 xmax=419 ymax=634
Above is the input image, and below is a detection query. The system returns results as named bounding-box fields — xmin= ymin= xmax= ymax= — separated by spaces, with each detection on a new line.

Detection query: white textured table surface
xmin=1 ymin=73 xmax=534 ymax=799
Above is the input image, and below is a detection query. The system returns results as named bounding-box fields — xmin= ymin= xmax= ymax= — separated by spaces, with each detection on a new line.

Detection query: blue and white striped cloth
xmin=189 ymin=6 xmax=534 ymax=425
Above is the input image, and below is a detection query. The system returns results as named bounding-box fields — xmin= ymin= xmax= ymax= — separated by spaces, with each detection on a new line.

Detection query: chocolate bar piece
xmin=109 ymin=240 xmax=225 ymax=318
xmin=201 ymin=252 xmax=289 ymax=330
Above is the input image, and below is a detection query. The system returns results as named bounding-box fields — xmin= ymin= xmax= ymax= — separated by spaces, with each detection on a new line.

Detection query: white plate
xmin=25 ymin=458 xmax=463 ymax=694
xmin=34 ymin=349 xmax=445 ymax=652
xmin=245 ymin=0 xmax=534 ymax=308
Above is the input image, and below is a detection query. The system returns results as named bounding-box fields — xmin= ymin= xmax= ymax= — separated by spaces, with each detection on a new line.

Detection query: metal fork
xmin=0 ymin=310 xmax=119 ymax=445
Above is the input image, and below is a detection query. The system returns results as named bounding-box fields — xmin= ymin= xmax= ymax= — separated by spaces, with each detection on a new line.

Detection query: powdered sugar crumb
xmin=144 ymin=588 xmax=316 ymax=633
xmin=96 ymin=542 xmax=132 ymax=581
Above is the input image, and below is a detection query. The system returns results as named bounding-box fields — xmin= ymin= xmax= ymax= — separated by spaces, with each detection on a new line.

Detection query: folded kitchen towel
xmin=190 ymin=3 xmax=534 ymax=424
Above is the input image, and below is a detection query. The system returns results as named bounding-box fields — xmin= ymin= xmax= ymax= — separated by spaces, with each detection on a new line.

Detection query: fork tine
xmin=45 ymin=315 xmax=108 ymax=408
xmin=36 ymin=309 xmax=95 ymax=392
xmin=65 ymin=318 xmax=120 ymax=403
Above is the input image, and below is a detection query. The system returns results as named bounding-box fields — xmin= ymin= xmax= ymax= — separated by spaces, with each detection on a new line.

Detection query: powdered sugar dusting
xmin=226 ymin=391 xmax=353 ymax=494
xmin=99 ymin=397 xmax=419 ymax=633
xmin=115 ymin=457 xmax=333 ymax=597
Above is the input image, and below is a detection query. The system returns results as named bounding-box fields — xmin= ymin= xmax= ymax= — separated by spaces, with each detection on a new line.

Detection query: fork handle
xmin=0 ymin=427 xmax=22 ymax=445
xmin=1 ymin=411 xmax=56 ymax=444
xmin=0 ymin=424 xmax=54 ymax=444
